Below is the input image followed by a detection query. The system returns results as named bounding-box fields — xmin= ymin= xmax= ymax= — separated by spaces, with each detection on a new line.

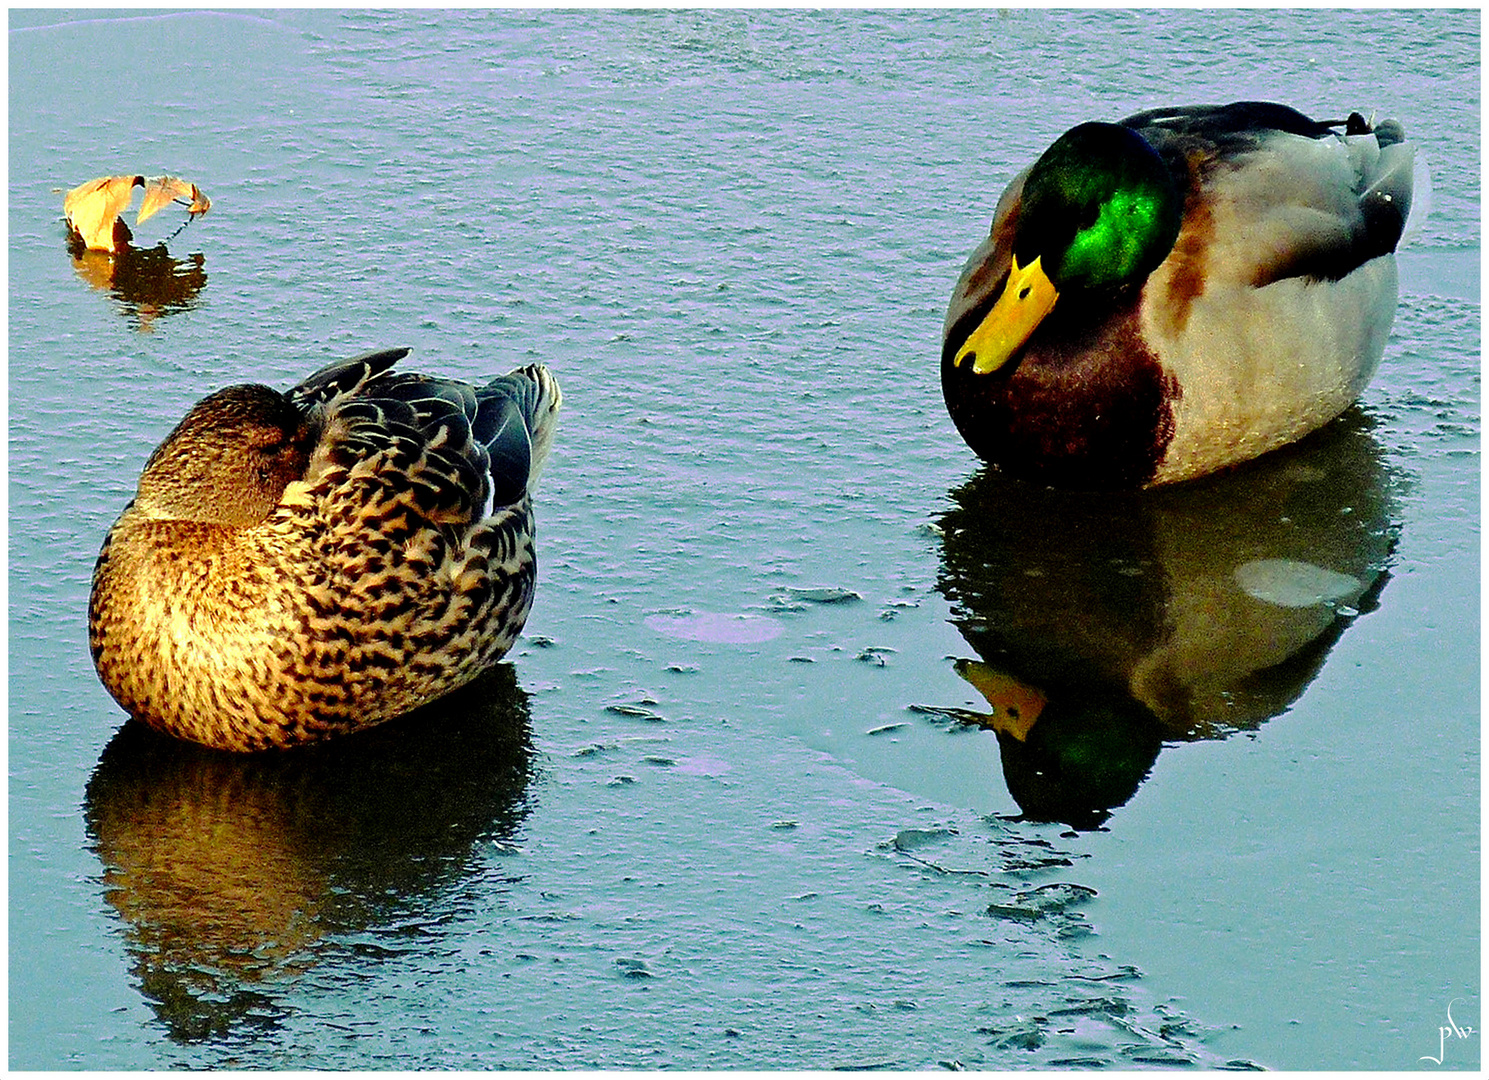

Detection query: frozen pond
xmin=9 ymin=9 xmax=1479 ymax=1070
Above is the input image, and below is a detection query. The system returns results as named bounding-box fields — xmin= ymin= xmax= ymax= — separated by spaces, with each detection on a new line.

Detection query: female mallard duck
xmin=943 ymin=101 xmax=1414 ymax=488
xmin=88 ymin=348 xmax=561 ymax=752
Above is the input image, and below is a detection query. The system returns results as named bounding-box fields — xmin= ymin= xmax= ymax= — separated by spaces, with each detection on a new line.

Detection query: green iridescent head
xmin=1015 ymin=121 xmax=1184 ymax=293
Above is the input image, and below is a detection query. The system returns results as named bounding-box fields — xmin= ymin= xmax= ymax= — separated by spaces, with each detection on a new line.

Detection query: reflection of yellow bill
xmin=953 ymin=254 xmax=1059 ymax=375
xmin=954 ymin=659 xmax=1047 ymax=741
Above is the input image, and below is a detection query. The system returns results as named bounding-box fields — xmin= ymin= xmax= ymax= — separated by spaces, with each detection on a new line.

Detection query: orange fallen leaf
xmin=63 ymin=174 xmax=211 ymax=252
xmin=137 ymin=177 xmax=211 ymax=226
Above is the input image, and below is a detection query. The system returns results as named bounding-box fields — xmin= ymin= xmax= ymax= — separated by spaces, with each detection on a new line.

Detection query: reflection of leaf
xmin=63 ymin=173 xmax=210 ymax=252
xmin=65 ymin=230 xmax=210 ymax=332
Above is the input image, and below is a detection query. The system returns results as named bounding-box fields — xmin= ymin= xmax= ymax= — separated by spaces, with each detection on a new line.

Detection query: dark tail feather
xmin=475 ymin=393 xmax=533 ymax=508
xmin=475 ymin=365 xmax=562 ymax=506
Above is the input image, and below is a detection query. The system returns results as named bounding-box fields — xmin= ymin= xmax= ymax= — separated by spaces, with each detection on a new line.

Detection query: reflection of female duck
xmin=937 ymin=411 xmax=1398 ymax=827
xmin=84 ymin=665 xmax=534 ymax=1042
xmin=943 ymin=102 xmax=1414 ymax=488
xmin=89 ymin=349 xmax=560 ymax=751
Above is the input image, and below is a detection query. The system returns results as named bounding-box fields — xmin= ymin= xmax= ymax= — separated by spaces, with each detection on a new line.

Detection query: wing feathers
xmin=1140 ymin=109 xmax=1414 ymax=289
xmin=288 ymin=348 xmax=409 ymax=409
xmin=293 ymin=354 xmax=560 ymax=543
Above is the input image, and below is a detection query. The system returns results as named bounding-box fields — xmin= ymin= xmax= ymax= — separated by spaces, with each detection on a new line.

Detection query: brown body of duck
xmin=88 ymin=348 xmax=560 ymax=751
xmin=943 ymin=102 xmax=1415 ymax=488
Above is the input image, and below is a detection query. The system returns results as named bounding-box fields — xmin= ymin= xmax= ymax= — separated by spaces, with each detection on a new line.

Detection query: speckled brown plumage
xmin=88 ymin=348 xmax=561 ymax=751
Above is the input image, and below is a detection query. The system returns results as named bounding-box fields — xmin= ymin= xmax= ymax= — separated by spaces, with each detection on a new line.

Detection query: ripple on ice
xmin=644 ymin=611 xmax=784 ymax=644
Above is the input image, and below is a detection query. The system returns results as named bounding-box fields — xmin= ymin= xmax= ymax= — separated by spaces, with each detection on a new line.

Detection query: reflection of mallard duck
xmin=84 ymin=664 xmax=533 ymax=1042
xmin=937 ymin=410 xmax=1399 ymax=827
xmin=943 ymin=102 xmax=1414 ymax=488
xmin=956 ymin=659 xmax=1162 ymax=832
xmin=89 ymin=349 xmax=560 ymax=751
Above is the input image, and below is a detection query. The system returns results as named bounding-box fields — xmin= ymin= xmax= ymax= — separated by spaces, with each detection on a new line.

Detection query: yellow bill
xmin=954 ymin=253 xmax=1059 ymax=375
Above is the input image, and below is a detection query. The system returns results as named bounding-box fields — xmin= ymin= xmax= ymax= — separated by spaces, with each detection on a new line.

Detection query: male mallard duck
xmin=943 ymin=101 xmax=1414 ymax=488
xmin=88 ymin=348 xmax=561 ymax=751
